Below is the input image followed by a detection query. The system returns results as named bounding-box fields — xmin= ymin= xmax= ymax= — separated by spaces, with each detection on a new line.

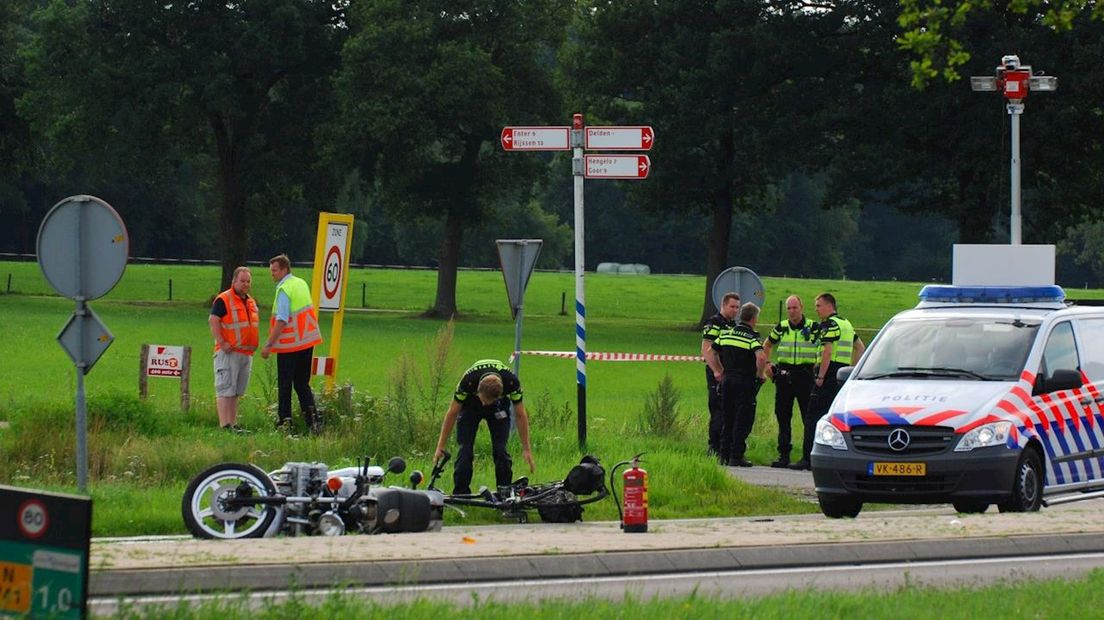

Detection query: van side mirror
xmin=1039 ymin=368 xmax=1082 ymax=393
xmin=836 ymin=366 xmax=854 ymax=383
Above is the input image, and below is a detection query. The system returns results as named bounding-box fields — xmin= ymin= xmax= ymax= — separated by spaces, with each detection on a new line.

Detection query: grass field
xmin=3 ymin=259 xmax=1102 ymax=535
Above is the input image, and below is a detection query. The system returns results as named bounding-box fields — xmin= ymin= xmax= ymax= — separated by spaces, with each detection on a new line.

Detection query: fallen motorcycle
xmin=424 ymin=451 xmax=609 ymax=524
xmin=181 ymin=456 xmax=444 ymax=539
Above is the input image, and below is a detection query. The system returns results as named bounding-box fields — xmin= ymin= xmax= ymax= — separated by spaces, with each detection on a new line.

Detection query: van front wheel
xmin=997 ymin=449 xmax=1043 ymax=513
xmin=817 ymin=493 xmax=862 ymax=518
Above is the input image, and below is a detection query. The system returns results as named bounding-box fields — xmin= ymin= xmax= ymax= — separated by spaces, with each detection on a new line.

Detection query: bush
xmin=639 ymin=373 xmax=684 ymax=438
xmin=88 ymin=389 xmax=175 ymax=436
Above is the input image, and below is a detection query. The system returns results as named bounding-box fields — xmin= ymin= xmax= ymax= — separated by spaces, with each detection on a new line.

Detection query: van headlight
xmin=814 ymin=418 xmax=848 ymax=450
xmin=954 ymin=421 xmax=1013 ymax=452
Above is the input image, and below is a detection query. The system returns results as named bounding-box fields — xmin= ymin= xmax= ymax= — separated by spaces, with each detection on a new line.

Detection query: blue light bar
xmin=918 ymin=285 xmax=1065 ymax=304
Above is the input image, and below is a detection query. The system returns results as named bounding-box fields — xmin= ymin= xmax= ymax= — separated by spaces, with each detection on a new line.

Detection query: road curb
xmin=89 ymin=531 xmax=1104 ymax=596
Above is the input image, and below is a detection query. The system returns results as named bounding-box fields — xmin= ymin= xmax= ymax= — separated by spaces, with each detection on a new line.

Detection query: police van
xmin=810 ymin=246 xmax=1104 ymax=518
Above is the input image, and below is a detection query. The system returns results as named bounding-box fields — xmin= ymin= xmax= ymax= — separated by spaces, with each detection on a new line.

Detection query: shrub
xmin=88 ymin=389 xmax=174 ymax=436
xmin=639 ymin=373 xmax=684 ymax=438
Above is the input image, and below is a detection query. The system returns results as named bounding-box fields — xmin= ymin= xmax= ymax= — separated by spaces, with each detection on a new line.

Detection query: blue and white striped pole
xmin=571 ymin=113 xmax=587 ymax=449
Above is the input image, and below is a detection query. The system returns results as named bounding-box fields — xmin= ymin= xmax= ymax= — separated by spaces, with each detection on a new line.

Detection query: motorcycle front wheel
xmin=182 ymin=462 xmax=279 ymax=539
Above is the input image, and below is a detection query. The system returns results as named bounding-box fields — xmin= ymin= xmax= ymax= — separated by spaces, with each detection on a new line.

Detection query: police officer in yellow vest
xmin=261 ymin=254 xmax=323 ymax=433
xmin=791 ymin=292 xmax=865 ymax=470
xmin=762 ymin=295 xmax=817 ymax=468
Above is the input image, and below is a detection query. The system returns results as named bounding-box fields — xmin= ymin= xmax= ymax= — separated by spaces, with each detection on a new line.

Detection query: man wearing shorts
xmin=208 ymin=266 xmax=259 ymax=432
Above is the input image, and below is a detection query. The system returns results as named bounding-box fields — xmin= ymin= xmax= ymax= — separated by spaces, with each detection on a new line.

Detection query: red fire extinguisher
xmin=613 ymin=453 xmax=648 ymax=533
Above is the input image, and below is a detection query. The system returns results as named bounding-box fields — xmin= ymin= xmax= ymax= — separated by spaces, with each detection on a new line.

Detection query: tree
xmin=899 ymin=0 xmax=1104 ymax=87
xmin=329 ymin=0 xmax=572 ymax=318
xmin=563 ymin=1 xmax=865 ymax=322
xmin=827 ymin=3 xmax=1104 ymax=256
xmin=19 ymin=0 xmax=345 ymax=288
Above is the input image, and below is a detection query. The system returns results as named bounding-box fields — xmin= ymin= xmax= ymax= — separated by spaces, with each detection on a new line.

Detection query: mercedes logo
xmin=888 ymin=428 xmax=911 ymax=452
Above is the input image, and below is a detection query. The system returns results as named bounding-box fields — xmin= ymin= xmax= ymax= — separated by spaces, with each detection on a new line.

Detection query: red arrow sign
xmin=585 ymin=126 xmax=655 ymax=151
xmin=501 ymin=126 xmax=571 ymax=151
xmin=584 ymin=155 xmax=650 ymax=179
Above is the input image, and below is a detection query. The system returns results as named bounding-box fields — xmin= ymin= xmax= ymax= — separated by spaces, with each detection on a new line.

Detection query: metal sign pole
xmin=572 ymin=113 xmax=587 ymax=450
xmin=513 ymin=260 xmax=525 ymax=377
xmin=75 ymin=300 xmax=88 ymax=493
xmin=1009 ymin=103 xmax=1023 ymax=245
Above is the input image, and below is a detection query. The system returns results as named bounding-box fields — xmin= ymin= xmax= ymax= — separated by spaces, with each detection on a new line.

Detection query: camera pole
xmin=970 ymin=55 xmax=1057 ymax=245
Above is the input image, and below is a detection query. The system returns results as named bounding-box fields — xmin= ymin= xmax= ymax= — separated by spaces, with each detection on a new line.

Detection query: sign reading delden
xmin=145 ymin=345 xmax=184 ymax=377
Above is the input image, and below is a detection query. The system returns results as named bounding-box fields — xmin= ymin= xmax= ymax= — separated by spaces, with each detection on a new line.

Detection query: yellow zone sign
xmin=0 ymin=560 xmax=32 ymax=613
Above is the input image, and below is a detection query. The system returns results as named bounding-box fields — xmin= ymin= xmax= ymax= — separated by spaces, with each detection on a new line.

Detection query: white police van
xmin=811 ymin=246 xmax=1104 ymax=518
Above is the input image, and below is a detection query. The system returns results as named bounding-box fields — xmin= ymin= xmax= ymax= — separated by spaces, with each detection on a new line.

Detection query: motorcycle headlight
xmin=954 ymin=421 xmax=1013 ymax=452
xmin=317 ymin=511 xmax=345 ymax=536
xmin=814 ymin=418 xmax=848 ymax=450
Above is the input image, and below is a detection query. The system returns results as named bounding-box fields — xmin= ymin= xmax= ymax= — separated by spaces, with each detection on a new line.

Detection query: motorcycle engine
xmin=285 ymin=462 xmax=329 ymax=497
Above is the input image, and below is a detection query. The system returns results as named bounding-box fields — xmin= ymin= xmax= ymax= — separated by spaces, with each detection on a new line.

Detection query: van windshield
xmin=855 ymin=317 xmax=1039 ymax=381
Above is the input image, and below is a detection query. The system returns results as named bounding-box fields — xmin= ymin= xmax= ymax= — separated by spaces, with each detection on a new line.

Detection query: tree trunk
xmin=701 ymin=191 xmax=734 ymax=324
xmin=429 ymin=206 xmax=463 ymax=318
xmin=701 ymin=132 xmax=737 ymax=324
xmin=211 ymin=115 xmax=248 ymax=291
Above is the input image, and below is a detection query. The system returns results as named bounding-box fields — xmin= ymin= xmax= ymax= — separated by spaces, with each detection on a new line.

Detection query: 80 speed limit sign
xmin=17 ymin=499 xmax=48 ymax=538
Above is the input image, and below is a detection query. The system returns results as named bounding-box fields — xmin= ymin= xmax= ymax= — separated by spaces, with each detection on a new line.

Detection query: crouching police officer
xmin=434 ymin=359 xmax=535 ymax=495
xmin=708 ymin=303 xmax=769 ymax=467
xmin=762 ymin=295 xmax=817 ymax=468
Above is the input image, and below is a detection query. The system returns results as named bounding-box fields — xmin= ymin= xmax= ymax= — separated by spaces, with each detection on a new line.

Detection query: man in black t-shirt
xmin=701 ymin=292 xmax=739 ymax=456
xmin=434 ymin=360 xmax=534 ymax=495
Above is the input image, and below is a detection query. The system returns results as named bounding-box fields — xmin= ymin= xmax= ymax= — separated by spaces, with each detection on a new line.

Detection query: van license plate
xmin=870 ymin=462 xmax=926 ymax=476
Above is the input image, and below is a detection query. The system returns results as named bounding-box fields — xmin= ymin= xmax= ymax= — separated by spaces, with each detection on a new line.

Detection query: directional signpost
xmin=502 ymin=115 xmax=654 ymax=448
xmin=584 ymin=126 xmax=654 ymax=150
xmin=36 ymin=195 xmax=128 ymax=493
xmin=500 ymin=127 xmax=570 ymax=151
xmin=584 ymin=155 xmax=651 ymax=179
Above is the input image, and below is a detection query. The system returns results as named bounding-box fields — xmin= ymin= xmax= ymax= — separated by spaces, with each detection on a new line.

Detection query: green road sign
xmin=0 ymin=486 xmax=91 ymax=619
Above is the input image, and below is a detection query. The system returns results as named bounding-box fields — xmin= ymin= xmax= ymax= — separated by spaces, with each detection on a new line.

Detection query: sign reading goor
xmin=145 ymin=345 xmax=184 ymax=377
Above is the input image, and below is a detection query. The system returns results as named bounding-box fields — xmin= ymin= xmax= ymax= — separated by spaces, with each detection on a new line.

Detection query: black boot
xmin=304 ymin=406 xmax=322 ymax=435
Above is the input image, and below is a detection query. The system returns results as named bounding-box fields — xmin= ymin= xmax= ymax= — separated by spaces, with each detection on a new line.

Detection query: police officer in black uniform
xmin=762 ymin=295 xmax=818 ymax=468
xmin=707 ymin=302 xmax=769 ymax=467
xmin=434 ymin=359 xmax=534 ymax=494
xmin=701 ymin=292 xmax=739 ymax=456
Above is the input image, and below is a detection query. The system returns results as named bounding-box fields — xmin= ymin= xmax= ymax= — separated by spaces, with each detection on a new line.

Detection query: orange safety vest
xmin=270 ymin=275 xmax=322 ymax=353
xmin=214 ymin=289 xmax=260 ymax=355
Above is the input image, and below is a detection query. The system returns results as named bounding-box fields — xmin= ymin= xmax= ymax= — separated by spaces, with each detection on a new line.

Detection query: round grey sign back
xmin=711 ymin=266 xmax=766 ymax=312
xmin=36 ymin=195 xmax=129 ymax=300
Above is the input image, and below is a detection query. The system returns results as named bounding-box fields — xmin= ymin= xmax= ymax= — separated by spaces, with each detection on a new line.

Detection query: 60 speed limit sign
xmin=318 ymin=221 xmax=350 ymax=311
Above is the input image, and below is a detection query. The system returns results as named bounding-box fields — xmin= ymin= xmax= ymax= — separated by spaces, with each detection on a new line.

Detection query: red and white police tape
xmin=519 ymin=350 xmax=704 ymax=362
xmin=311 ymin=356 xmax=335 ymax=376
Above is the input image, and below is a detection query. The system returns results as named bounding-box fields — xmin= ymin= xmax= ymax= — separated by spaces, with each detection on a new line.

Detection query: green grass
xmin=108 ymin=568 xmax=1104 ymax=619
xmin=4 ymin=260 xmax=1103 ymax=535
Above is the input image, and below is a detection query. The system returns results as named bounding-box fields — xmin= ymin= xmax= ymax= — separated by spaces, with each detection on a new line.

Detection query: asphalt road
xmin=81 ymin=465 xmax=1104 ymax=613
